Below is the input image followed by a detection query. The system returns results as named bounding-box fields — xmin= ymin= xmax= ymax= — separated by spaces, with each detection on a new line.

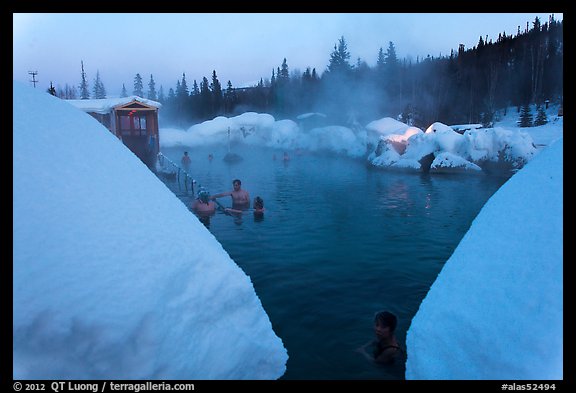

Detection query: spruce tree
xmin=274 ymin=60 xmax=290 ymax=116
xmin=192 ymin=80 xmax=200 ymax=96
xmin=175 ymin=80 xmax=181 ymax=98
xmin=518 ymin=103 xmax=533 ymax=127
xmin=224 ymin=80 xmax=236 ymax=114
xmin=178 ymin=73 xmax=189 ymax=98
xmin=302 ymin=67 xmax=311 ymax=82
xmin=100 ymin=79 xmax=107 ymax=99
xmin=211 ymin=70 xmax=223 ymax=115
xmin=279 ymin=58 xmax=290 ymax=82
xmin=534 ymin=104 xmax=548 ymax=126
xmin=190 ymin=80 xmax=200 ymax=119
xmin=327 ymin=36 xmax=352 ymax=75
xmin=167 ymin=88 xmax=175 ymax=101
xmin=120 ymin=84 xmax=128 ymax=97
xmin=133 ymin=73 xmax=144 ymax=97
xmin=79 ymin=60 xmax=90 ymax=99
xmin=385 ymin=41 xmax=399 ymax=66
xmin=164 ymin=87 xmax=176 ymax=122
xmin=384 ymin=41 xmax=400 ymax=102
xmin=200 ymin=76 xmax=211 ymax=118
xmin=376 ymin=47 xmax=385 ymax=71
xmin=477 ymin=35 xmax=485 ymax=48
xmin=147 ymin=74 xmax=157 ymax=100
xmin=47 ymin=81 xmax=56 ymax=96
xmin=92 ymin=72 xmax=100 ymax=99
xmin=46 ymin=81 xmax=56 ymax=96
xmin=92 ymin=70 xmax=106 ymax=99
xmin=176 ymin=73 xmax=190 ymax=124
xmin=323 ymin=36 xmax=354 ymax=122
xmin=65 ymin=84 xmax=78 ymax=99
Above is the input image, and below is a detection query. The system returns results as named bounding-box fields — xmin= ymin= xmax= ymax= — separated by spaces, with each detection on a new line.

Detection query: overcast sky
xmin=13 ymin=13 xmax=562 ymax=96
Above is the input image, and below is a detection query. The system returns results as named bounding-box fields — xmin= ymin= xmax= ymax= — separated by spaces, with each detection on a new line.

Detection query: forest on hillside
xmin=55 ymin=15 xmax=562 ymax=130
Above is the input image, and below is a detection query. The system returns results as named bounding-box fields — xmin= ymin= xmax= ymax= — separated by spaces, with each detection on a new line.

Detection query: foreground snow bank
xmin=13 ymin=82 xmax=288 ymax=379
xmin=406 ymin=137 xmax=563 ymax=379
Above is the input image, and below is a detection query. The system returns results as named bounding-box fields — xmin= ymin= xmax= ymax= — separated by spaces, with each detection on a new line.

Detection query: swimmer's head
xmin=374 ymin=311 xmax=397 ymax=332
xmin=254 ymin=196 xmax=264 ymax=210
xmin=197 ymin=188 xmax=210 ymax=203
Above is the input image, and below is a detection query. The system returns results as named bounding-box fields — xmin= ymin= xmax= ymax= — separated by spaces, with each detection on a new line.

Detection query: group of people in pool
xmin=192 ymin=178 xmax=265 ymax=217
xmin=183 ymin=150 xmax=263 ymax=218
xmin=186 ymin=151 xmax=404 ymax=365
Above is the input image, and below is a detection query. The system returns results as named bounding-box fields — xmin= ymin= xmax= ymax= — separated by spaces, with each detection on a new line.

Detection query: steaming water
xmin=159 ymin=144 xmax=508 ymax=380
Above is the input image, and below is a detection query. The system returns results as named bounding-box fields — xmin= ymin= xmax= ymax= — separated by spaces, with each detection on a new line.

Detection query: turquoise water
xmin=159 ymin=145 xmax=508 ymax=380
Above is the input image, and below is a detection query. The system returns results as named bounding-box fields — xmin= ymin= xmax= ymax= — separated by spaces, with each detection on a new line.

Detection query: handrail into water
xmin=157 ymin=152 xmax=226 ymax=211
xmin=156 ymin=152 xmax=196 ymax=195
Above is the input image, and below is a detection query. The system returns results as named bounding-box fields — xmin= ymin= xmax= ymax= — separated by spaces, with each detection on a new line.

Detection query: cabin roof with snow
xmin=67 ymin=96 xmax=161 ymax=115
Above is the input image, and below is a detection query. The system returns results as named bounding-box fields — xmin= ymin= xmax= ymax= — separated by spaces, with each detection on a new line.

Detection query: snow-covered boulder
xmin=429 ymin=152 xmax=482 ymax=174
xmin=462 ymin=127 xmax=537 ymax=174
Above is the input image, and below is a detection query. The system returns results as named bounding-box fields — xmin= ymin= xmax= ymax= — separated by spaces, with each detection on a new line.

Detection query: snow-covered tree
xmin=133 ymin=73 xmax=144 ymax=97
xmin=534 ymin=104 xmax=548 ymax=126
xmin=92 ymin=70 xmax=107 ymax=99
xmin=518 ymin=103 xmax=533 ymax=127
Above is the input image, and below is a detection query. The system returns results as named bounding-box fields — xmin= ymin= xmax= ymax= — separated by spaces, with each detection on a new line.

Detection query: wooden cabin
xmin=68 ymin=96 xmax=161 ymax=169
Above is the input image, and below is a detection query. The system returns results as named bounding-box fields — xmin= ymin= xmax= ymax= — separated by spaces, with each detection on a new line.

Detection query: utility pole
xmin=28 ymin=71 xmax=39 ymax=88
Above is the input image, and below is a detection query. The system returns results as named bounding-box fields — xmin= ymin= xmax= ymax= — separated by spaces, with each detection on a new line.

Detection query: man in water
xmin=181 ymin=151 xmax=191 ymax=169
xmin=211 ymin=179 xmax=250 ymax=208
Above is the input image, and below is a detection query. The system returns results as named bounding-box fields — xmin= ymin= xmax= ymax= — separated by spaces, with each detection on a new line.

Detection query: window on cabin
xmin=119 ymin=112 xmax=147 ymax=136
xmin=134 ymin=115 xmax=141 ymax=130
xmin=136 ymin=115 xmax=147 ymax=134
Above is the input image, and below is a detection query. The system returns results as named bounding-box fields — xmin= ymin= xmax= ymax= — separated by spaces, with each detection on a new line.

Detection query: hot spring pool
xmin=158 ymin=144 xmax=508 ymax=380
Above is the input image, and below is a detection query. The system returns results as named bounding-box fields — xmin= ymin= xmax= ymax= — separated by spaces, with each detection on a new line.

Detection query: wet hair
xmin=374 ymin=311 xmax=397 ymax=332
xmin=254 ymin=196 xmax=264 ymax=209
xmin=233 ymin=179 xmax=241 ymax=186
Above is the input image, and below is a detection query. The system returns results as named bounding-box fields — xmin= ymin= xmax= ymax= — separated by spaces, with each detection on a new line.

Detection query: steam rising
xmin=159 ymin=104 xmax=560 ymax=175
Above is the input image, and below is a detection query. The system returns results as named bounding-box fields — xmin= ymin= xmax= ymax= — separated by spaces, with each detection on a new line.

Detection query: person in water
xmin=181 ymin=151 xmax=191 ymax=166
xmin=356 ymin=311 xmax=403 ymax=364
xmin=192 ymin=188 xmax=216 ymax=214
xmin=211 ymin=179 xmax=250 ymax=207
xmin=253 ymin=196 xmax=265 ymax=215
xmin=225 ymin=196 xmax=265 ymax=216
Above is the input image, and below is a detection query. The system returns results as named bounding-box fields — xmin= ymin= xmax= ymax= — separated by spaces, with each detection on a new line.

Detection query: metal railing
xmin=156 ymin=152 xmax=196 ymax=195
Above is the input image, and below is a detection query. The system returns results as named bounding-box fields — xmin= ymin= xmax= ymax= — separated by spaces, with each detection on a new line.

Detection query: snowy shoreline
xmin=159 ymin=105 xmax=562 ymax=177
